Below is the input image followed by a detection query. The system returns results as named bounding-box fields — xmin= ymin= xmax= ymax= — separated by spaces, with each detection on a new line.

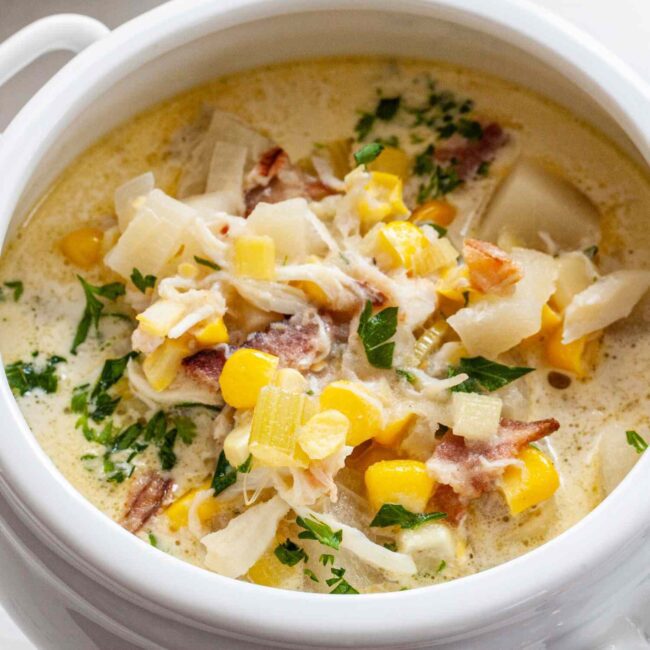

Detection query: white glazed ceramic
xmin=0 ymin=2 xmax=649 ymax=648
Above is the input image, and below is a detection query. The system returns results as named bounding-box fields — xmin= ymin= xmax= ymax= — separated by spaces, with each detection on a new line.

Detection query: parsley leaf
xmin=91 ymin=351 xmax=138 ymax=400
xmin=194 ymin=256 xmax=221 ymax=271
xmin=448 ymin=356 xmax=534 ymax=393
xmin=148 ymin=533 xmax=158 ymax=547
xmin=369 ymin=504 xmax=447 ymax=529
xmin=457 ymin=118 xmax=483 ymax=140
xmin=357 ymin=300 xmax=398 ymax=369
xmin=376 ymin=96 xmax=401 ymax=121
xmin=211 ymin=450 xmax=237 ymax=495
xmin=274 ymin=539 xmax=307 ymax=567
xmin=71 ymin=276 xmax=125 ymax=354
xmin=626 ymin=430 xmax=648 ymax=454
xmin=5 ymin=355 xmax=66 ymax=396
xmin=396 ymin=368 xmax=417 ymax=385
xmin=353 ymin=142 xmax=384 ymax=166
xmin=296 ymin=516 xmax=342 ymax=550
xmin=413 ymin=145 xmax=435 ymax=176
xmin=354 ymin=112 xmax=375 ymax=141
xmin=327 ymin=566 xmax=359 ymax=594
xmin=417 ymin=165 xmax=461 ymax=203
xmin=4 ymin=280 xmax=23 ymax=302
xmin=437 ymin=559 xmax=446 ymax=573
xmin=320 ymin=553 xmax=335 ymax=566
xmin=130 ymin=268 xmax=156 ymax=293
xmin=303 ymin=568 xmax=319 ymax=582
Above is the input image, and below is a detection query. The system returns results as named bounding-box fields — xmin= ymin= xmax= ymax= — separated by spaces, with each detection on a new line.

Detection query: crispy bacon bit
xmin=243 ymin=311 xmax=327 ymax=370
xmin=436 ymin=122 xmax=508 ymax=180
xmin=432 ymin=483 xmax=466 ymax=526
xmin=463 ymin=238 xmax=523 ymax=295
xmin=427 ymin=417 xmax=559 ymax=500
xmin=122 ymin=471 xmax=172 ymax=533
xmin=244 ymin=147 xmax=338 ymax=216
xmin=182 ymin=348 xmax=227 ymax=389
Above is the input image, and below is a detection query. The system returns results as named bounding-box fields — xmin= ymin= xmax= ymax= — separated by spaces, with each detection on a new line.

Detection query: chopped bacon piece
xmin=243 ymin=311 xmax=327 ymax=370
xmin=122 ymin=471 xmax=172 ymax=533
xmin=436 ymin=122 xmax=508 ymax=180
xmin=244 ymin=147 xmax=338 ymax=215
xmin=182 ymin=348 xmax=227 ymax=389
xmin=463 ymin=238 xmax=523 ymax=295
xmin=432 ymin=484 xmax=466 ymax=526
xmin=427 ymin=417 xmax=559 ymax=500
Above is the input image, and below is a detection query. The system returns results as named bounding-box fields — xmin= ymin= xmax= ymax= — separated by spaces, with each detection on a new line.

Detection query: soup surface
xmin=2 ymin=58 xmax=649 ymax=593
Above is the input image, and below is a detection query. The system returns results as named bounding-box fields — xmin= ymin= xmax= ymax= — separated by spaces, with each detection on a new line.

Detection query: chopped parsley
xmin=437 ymin=560 xmax=446 ymax=573
xmin=210 ymin=450 xmax=251 ymax=495
xmin=626 ymin=430 xmax=648 ymax=454
xmin=357 ymin=300 xmax=398 ymax=369
xmin=417 ymin=164 xmax=461 ymax=203
xmin=303 ymin=568 xmax=319 ymax=582
xmin=6 ymin=355 xmax=66 ymax=396
xmin=3 ymin=280 xmax=23 ymax=302
xmin=457 ymin=118 xmax=483 ymax=140
xmin=148 ymin=533 xmax=158 ymax=547
xmin=449 ymin=356 xmax=534 ymax=393
xmin=296 ymin=516 xmax=342 ymax=550
xmin=354 ymin=112 xmax=375 ymax=141
xmin=274 ymin=539 xmax=307 ymax=567
xmin=130 ymin=268 xmax=156 ymax=293
xmin=476 ymin=161 xmax=491 ymax=177
xmin=370 ymin=504 xmax=447 ymax=530
xmin=413 ymin=145 xmax=435 ymax=176
xmin=376 ymin=96 xmax=401 ymax=121
xmin=327 ymin=566 xmax=359 ymax=594
xmin=71 ymin=276 xmax=126 ymax=354
xmin=353 ymin=142 xmax=384 ymax=166
xmin=396 ymin=368 xmax=417 ymax=385
xmin=319 ymin=553 xmax=335 ymax=566
xmin=194 ymin=256 xmax=221 ymax=271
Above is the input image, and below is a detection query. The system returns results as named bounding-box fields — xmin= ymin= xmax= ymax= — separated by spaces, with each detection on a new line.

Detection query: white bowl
xmin=0 ymin=1 xmax=649 ymax=648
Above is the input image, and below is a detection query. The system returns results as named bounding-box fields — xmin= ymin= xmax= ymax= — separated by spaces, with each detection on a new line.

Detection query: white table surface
xmin=0 ymin=0 xmax=648 ymax=647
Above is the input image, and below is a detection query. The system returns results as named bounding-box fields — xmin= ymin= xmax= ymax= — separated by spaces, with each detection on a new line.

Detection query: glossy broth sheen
xmin=1 ymin=58 xmax=649 ymax=587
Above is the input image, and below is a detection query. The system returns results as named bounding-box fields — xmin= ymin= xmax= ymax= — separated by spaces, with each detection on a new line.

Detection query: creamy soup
xmin=1 ymin=58 xmax=649 ymax=593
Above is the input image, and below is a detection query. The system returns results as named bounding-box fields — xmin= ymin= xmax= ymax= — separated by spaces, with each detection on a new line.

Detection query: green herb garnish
xmin=437 ymin=560 xmax=446 ymax=573
xmin=3 ymin=280 xmax=23 ymax=302
xmin=210 ymin=450 xmax=252 ymax=495
xmin=353 ymin=142 xmax=384 ymax=166
xmin=327 ymin=566 xmax=359 ymax=594
xmin=303 ymin=568 xmax=319 ymax=583
xmin=396 ymin=368 xmax=417 ymax=385
xmin=71 ymin=276 xmax=125 ymax=354
xmin=357 ymin=300 xmax=398 ymax=369
xmin=354 ymin=112 xmax=375 ymax=141
xmin=6 ymin=355 xmax=66 ymax=396
xmin=274 ymin=540 xmax=307 ymax=567
xmin=449 ymin=356 xmax=534 ymax=393
xmin=148 ymin=533 xmax=158 ymax=547
xmin=457 ymin=118 xmax=483 ymax=140
xmin=370 ymin=504 xmax=447 ymax=530
xmin=417 ymin=165 xmax=461 ymax=203
xmin=626 ymin=430 xmax=648 ymax=454
xmin=583 ymin=245 xmax=599 ymax=260
xmin=194 ymin=256 xmax=221 ymax=271
xmin=130 ymin=268 xmax=156 ymax=293
xmin=476 ymin=161 xmax=491 ymax=177
xmin=376 ymin=96 xmax=401 ymax=121
xmin=296 ymin=516 xmax=342 ymax=550
xmin=320 ymin=553 xmax=335 ymax=566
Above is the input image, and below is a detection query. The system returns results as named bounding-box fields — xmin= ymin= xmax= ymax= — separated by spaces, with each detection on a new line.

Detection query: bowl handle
xmin=0 ymin=14 xmax=109 ymax=88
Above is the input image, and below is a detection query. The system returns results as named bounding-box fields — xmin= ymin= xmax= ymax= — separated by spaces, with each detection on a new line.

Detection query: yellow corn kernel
xmin=290 ymin=280 xmax=330 ymax=307
xmin=298 ymin=410 xmax=349 ymax=460
xmin=500 ymin=447 xmax=560 ymax=515
xmin=409 ymin=319 xmax=448 ymax=367
xmin=411 ymin=200 xmax=457 ymax=227
xmin=368 ymin=147 xmax=410 ymax=180
xmin=219 ymin=348 xmax=279 ymax=409
xmin=249 ymin=385 xmax=308 ymax=467
xmin=178 ymin=262 xmax=198 ymax=279
xmin=523 ymin=303 xmax=562 ymax=345
xmin=319 ymin=380 xmax=385 ymax=446
xmin=376 ymin=221 xmax=430 ymax=272
xmin=165 ymin=481 xmax=220 ymax=531
xmin=365 ymin=459 xmax=436 ymax=513
xmin=272 ymin=368 xmax=307 ymax=393
xmin=143 ymin=337 xmax=191 ymax=392
xmin=247 ymin=539 xmax=303 ymax=588
xmin=374 ymin=412 xmax=416 ymax=447
xmin=59 ymin=227 xmax=104 ymax=268
xmin=223 ymin=419 xmax=252 ymax=467
xmin=234 ymin=235 xmax=276 ymax=280
xmin=545 ymin=326 xmax=588 ymax=377
xmin=137 ymin=300 xmax=186 ymax=337
xmin=357 ymin=172 xmax=409 ymax=232
xmin=194 ymin=317 xmax=229 ymax=346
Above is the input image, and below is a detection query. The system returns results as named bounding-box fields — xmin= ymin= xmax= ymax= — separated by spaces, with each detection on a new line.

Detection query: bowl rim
xmin=0 ymin=0 xmax=649 ymax=646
